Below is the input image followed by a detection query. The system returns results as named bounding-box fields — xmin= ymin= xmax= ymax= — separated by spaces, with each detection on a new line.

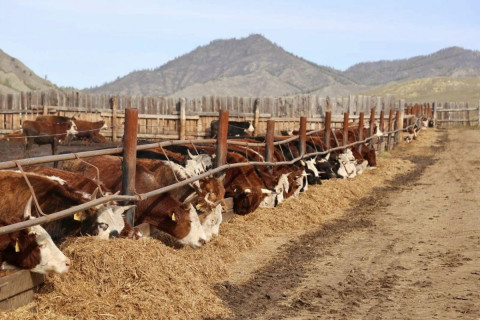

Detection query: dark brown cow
xmin=22 ymin=120 xmax=78 ymax=156
xmin=61 ymin=156 xmax=208 ymax=247
xmin=0 ymin=198 xmax=70 ymax=274
xmin=36 ymin=115 xmax=74 ymax=123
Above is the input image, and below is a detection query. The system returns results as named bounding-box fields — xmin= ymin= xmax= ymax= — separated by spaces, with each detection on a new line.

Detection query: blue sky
xmin=1 ymin=0 xmax=479 ymax=89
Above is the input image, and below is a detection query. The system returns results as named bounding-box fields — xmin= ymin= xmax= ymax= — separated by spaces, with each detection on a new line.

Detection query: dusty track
xmin=215 ymin=128 xmax=480 ymax=319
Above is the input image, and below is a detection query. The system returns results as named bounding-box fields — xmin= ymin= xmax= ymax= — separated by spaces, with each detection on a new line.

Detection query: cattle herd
xmin=0 ymin=113 xmax=428 ymax=276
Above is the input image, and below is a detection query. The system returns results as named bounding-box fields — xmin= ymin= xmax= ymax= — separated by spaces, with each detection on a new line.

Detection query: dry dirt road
xmin=215 ymin=128 xmax=480 ymax=320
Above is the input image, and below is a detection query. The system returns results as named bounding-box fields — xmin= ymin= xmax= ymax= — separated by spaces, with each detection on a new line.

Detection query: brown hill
xmin=0 ymin=49 xmax=55 ymax=94
xmin=345 ymin=46 xmax=480 ymax=86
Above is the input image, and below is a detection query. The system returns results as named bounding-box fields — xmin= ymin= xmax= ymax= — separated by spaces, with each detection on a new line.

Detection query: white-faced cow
xmin=0 ymin=197 xmax=71 ymax=274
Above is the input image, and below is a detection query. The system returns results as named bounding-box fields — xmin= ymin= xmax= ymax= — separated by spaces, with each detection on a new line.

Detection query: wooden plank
xmin=0 ymin=270 xmax=44 ymax=311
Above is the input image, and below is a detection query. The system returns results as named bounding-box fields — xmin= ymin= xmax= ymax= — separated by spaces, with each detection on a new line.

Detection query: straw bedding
xmin=0 ymin=130 xmax=438 ymax=320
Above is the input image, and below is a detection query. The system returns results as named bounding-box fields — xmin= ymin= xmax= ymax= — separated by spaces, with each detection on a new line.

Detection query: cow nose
xmin=109 ymin=230 xmax=120 ymax=238
xmin=65 ymin=258 xmax=72 ymax=268
xmin=199 ymin=238 xmax=207 ymax=246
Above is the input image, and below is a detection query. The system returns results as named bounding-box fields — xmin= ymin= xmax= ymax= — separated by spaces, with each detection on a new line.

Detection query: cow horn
xmin=91 ymin=187 xmax=99 ymax=200
xmin=187 ymin=149 xmax=196 ymax=160
xmin=183 ymin=192 xmax=198 ymax=204
xmin=23 ymin=196 xmax=33 ymax=219
xmin=261 ymin=188 xmax=277 ymax=195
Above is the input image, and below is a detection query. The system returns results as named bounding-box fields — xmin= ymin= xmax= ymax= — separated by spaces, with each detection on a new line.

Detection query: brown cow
xmin=0 ymin=169 xmax=131 ymax=242
xmin=22 ymin=120 xmax=78 ymax=156
xmin=0 ymin=197 xmax=71 ymax=274
xmin=61 ymin=156 xmax=208 ymax=247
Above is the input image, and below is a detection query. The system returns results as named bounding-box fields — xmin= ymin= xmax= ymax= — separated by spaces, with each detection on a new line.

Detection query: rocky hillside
xmin=87 ymin=34 xmax=364 ymax=97
xmin=345 ymin=47 xmax=480 ymax=86
xmin=361 ymin=77 xmax=480 ymax=107
xmin=0 ymin=49 xmax=55 ymax=94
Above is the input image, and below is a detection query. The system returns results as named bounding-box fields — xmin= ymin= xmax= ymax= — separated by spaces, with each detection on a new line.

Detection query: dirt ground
xmin=0 ymin=128 xmax=479 ymax=319
xmin=215 ymin=128 xmax=480 ymax=320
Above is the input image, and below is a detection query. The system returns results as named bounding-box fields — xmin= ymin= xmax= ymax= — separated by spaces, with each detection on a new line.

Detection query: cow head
xmin=300 ymin=158 xmax=321 ymax=185
xmin=198 ymin=203 xmax=223 ymax=242
xmin=245 ymin=122 xmax=254 ymax=134
xmin=76 ymin=189 xmax=136 ymax=239
xmin=336 ymin=149 xmax=357 ymax=179
xmin=1 ymin=197 xmax=71 ymax=274
xmin=67 ymin=121 xmax=79 ymax=137
xmin=185 ymin=150 xmax=213 ymax=175
xmin=173 ymin=203 xmax=207 ymax=248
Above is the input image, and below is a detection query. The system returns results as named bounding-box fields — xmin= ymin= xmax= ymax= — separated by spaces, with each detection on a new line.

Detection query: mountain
xmin=87 ymin=34 xmax=364 ymax=97
xmin=345 ymin=47 xmax=480 ymax=86
xmin=0 ymin=49 xmax=56 ymax=94
xmin=361 ymin=77 xmax=480 ymax=107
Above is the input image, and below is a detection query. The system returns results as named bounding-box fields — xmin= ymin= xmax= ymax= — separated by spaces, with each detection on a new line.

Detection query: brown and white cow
xmin=0 ymin=197 xmax=71 ymax=274
xmin=0 ymin=169 xmax=131 ymax=242
xmin=22 ymin=120 xmax=78 ymax=156
xmin=61 ymin=156 xmax=208 ymax=248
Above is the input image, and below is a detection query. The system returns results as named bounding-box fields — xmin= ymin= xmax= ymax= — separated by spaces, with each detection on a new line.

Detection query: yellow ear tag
xmin=196 ymin=203 xmax=202 ymax=210
xmin=171 ymin=213 xmax=176 ymax=222
xmin=15 ymin=240 xmax=20 ymax=252
xmin=74 ymin=213 xmax=81 ymax=221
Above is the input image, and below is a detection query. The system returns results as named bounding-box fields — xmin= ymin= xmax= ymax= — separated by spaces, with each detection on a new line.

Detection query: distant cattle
xmin=210 ymin=120 xmax=254 ymax=138
xmin=0 ymin=197 xmax=71 ymax=274
xmin=22 ymin=120 xmax=78 ymax=156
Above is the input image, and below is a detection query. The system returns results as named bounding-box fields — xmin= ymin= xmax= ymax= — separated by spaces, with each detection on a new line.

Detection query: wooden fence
xmin=0 ymin=90 xmax=477 ymax=140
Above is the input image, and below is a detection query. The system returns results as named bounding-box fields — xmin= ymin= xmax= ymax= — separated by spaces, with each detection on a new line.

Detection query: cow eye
xmin=38 ymin=243 xmax=46 ymax=248
xmin=98 ymin=223 xmax=108 ymax=231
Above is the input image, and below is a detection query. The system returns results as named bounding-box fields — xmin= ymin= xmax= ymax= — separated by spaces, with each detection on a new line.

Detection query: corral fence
xmin=0 ymin=105 xmax=426 ymax=236
xmin=0 ymin=90 xmax=476 ymax=140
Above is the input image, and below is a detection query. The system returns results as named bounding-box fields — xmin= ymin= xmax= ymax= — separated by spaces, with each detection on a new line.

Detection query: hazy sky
xmin=1 ymin=0 xmax=479 ymax=89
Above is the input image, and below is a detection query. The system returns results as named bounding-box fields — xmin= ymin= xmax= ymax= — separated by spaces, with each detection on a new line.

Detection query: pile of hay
xmin=1 ymin=129 xmax=438 ymax=320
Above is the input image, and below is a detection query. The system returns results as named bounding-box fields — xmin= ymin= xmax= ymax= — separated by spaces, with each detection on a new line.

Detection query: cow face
xmin=336 ymin=150 xmax=357 ymax=179
xmin=81 ymin=204 xmax=135 ymax=239
xmin=199 ymin=203 xmax=223 ymax=242
xmin=1 ymin=197 xmax=70 ymax=274
xmin=185 ymin=150 xmax=213 ymax=175
xmin=67 ymin=121 xmax=79 ymax=137
xmin=176 ymin=204 xmax=207 ymax=248
xmin=301 ymin=158 xmax=321 ymax=185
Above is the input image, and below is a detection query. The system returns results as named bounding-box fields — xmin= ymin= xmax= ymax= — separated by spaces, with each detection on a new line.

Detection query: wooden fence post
xmin=324 ymin=111 xmax=331 ymax=150
xmin=368 ymin=108 xmax=375 ymax=148
xmin=387 ymin=109 xmax=394 ymax=151
xmin=215 ymin=110 xmax=229 ymax=179
xmin=478 ymin=100 xmax=480 ymax=127
xmin=299 ymin=116 xmax=307 ymax=156
xmin=179 ymin=98 xmax=186 ymax=140
xmin=110 ymin=97 xmax=118 ymax=142
xmin=378 ymin=110 xmax=385 ymax=152
xmin=394 ymin=110 xmax=400 ymax=146
xmin=358 ymin=112 xmax=364 ymax=153
xmin=122 ymin=108 xmax=138 ymax=227
xmin=343 ymin=113 xmax=349 ymax=146
xmin=265 ymin=120 xmax=275 ymax=173
xmin=253 ymin=99 xmax=260 ymax=137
